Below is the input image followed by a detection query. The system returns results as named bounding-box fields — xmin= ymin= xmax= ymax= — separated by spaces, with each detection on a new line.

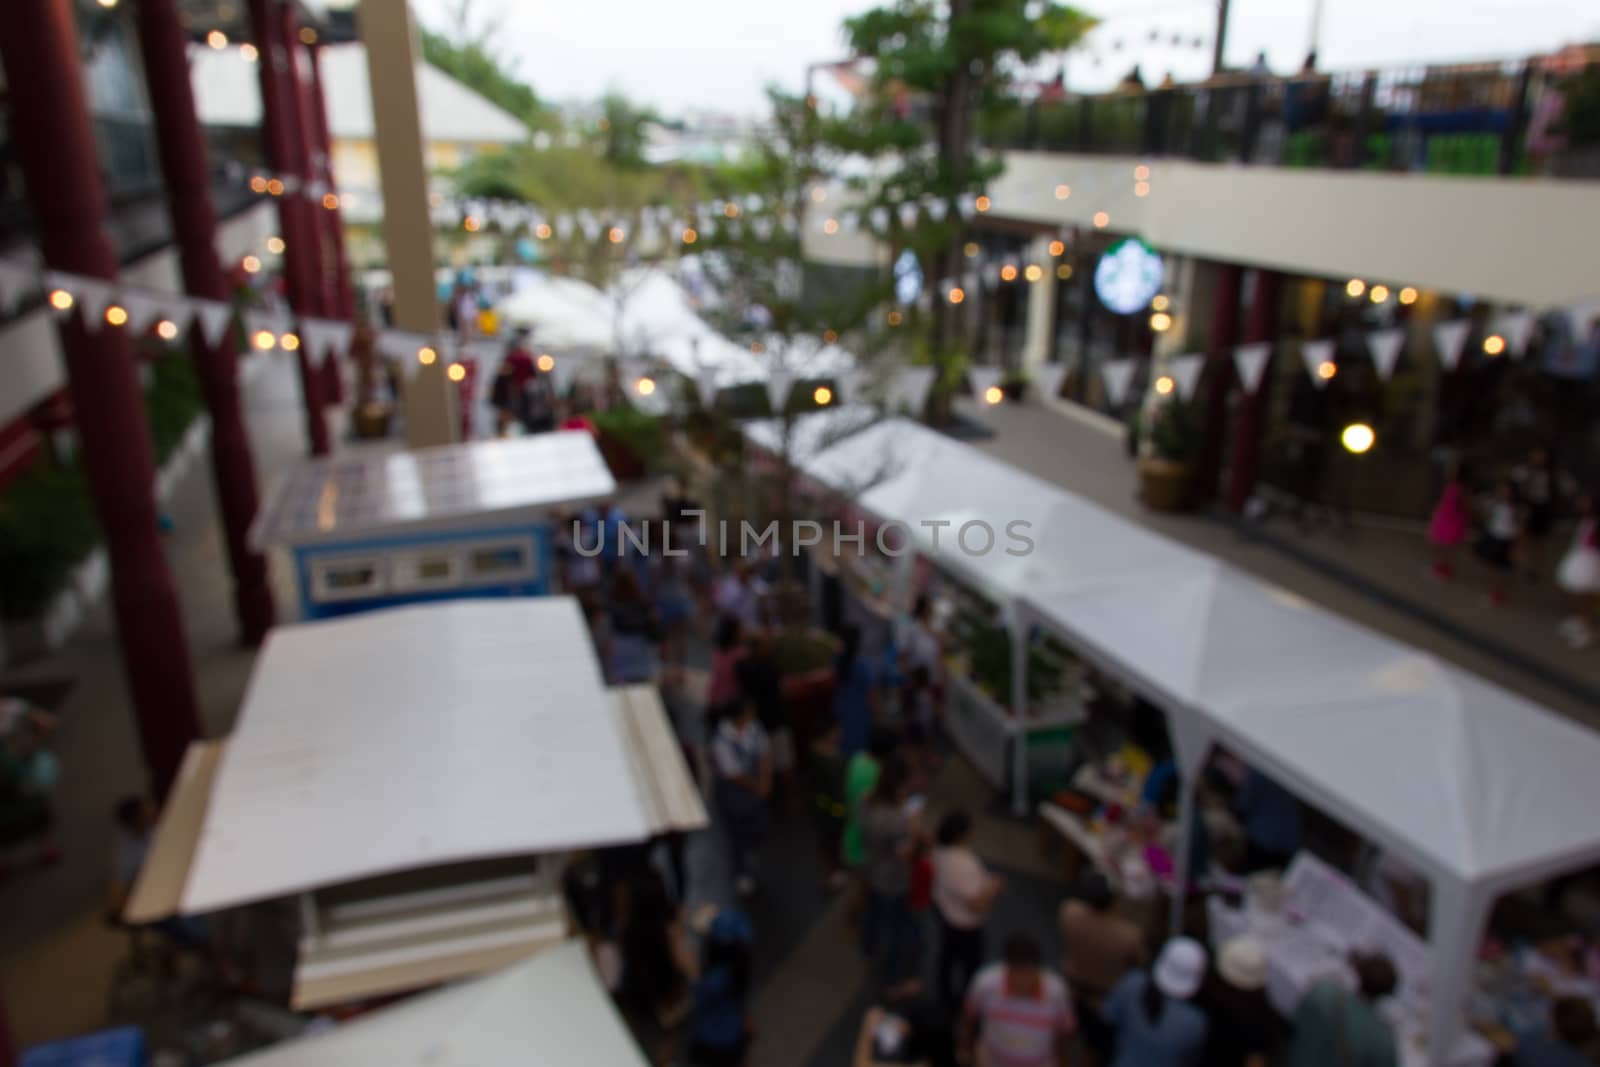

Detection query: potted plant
xmin=590 ymin=409 xmax=665 ymax=482
xmin=1137 ymin=391 xmax=1198 ymax=512
xmin=1001 ymin=371 xmax=1029 ymax=403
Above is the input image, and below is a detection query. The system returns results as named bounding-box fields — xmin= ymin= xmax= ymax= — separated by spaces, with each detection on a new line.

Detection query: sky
xmin=407 ymin=0 xmax=1600 ymax=117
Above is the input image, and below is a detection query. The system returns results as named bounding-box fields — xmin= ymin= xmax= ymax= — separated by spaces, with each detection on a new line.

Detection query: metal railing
xmin=981 ymin=57 xmax=1600 ymax=179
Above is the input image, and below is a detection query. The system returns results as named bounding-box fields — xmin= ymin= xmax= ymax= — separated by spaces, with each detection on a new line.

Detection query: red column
xmin=306 ymin=44 xmax=356 ymax=322
xmin=0 ymin=0 xmax=203 ymax=798
xmin=1193 ymin=262 xmax=1243 ymax=504
xmin=1224 ymin=269 xmax=1284 ymax=513
xmin=134 ymin=0 xmax=276 ymax=645
xmin=248 ymin=0 xmax=331 ymax=454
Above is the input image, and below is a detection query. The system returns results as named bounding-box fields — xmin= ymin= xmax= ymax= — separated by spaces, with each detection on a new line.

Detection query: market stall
xmin=251 ymin=431 xmax=615 ymax=619
xmin=125 ymin=598 xmax=705 ymax=1010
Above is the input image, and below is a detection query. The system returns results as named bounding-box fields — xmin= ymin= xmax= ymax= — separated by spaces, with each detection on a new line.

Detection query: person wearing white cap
xmin=1199 ymin=937 xmax=1282 ymax=1067
xmin=1103 ymin=936 xmax=1209 ymax=1067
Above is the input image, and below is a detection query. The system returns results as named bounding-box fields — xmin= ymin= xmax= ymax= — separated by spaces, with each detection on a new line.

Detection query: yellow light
xmin=1155 ymin=375 xmax=1175 ymax=395
xmin=975 ymin=195 xmax=992 ymax=213
xmin=886 ymin=310 xmax=903 ymax=327
xmin=822 ymin=329 xmax=839 ymax=344
xmin=983 ymin=385 xmax=1004 ymax=405
xmin=681 ymin=227 xmax=697 ymax=244
xmin=1000 ymin=264 xmax=1018 ymax=282
xmin=1056 ymin=264 xmax=1073 ymax=281
xmin=1092 ymin=211 xmax=1110 ymax=228
xmin=1151 ymin=294 xmax=1170 ymax=311
xmin=1149 ymin=311 xmax=1173 ymax=332
xmin=1054 ymin=184 xmax=1071 ymax=200
xmin=635 ymin=376 xmax=657 ymax=396
xmin=463 ymin=216 xmax=481 ymax=232
xmin=1345 ymin=278 xmax=1366 ymax=298
xmin=1317 ymin=360 xmax=1338 ymax=380
xmin=1369 ymin=284 xmax=1390 ymax=304
xmin=280 ymin=331 xmax=300 ymax=351
xmin=322 ymin=193 xmax=340 ymax=210
xmin=418 ymin=346 xmax=437 ymax=365
xmin=814 ymin=386 xmax=833 ymax=405
xmin=239 ymin=43 xmax=258 ymax=62
xmin=962 ymin=242 xmax=978 ymax=259
xmin=1134 ymin=164 xmax=1150 ymax=181
xmin=536 ymin=353 xmax=555 ymax=373
xmin=251 ymin=329 xmax=276 ymax=351
xmin=948 ymin=287 xmax=966 ymax=305
xmin=1398 ymin=286 xmax=1419 ymax=306
xmin=249 ymin=176 xmax=268 ymax=193
xmin=447 ymin=363 xmax=467 ymax=382
xmin=266 ymin=178 xmax=285 ymax=197
xmin=97 ymin=0 xmax=118 ymax=7
xmin=156 ymin=319 xmax=180 ymax=341
xmin=104 ymin=305 xmax=128 ymax=327
xmin=299 ymin=26 xmax=318 ymax=45
xmin=810 ymin=186 xmax=827 ymax=203
xmin=49 ymin=289 xmax=74 ymax=311
xmin=207 ymin=30 xmax=229 ymax=50
xmin=723 ymin=202 xmax=739 ymax=219
xmin=1134 ymin=181 xmax=1151 ymax=198
xmin=1025 ymin=264 xmax=1044 ymax=283
xmin=1048 ymin=239 xmax=1065 ymax=257
xmin=608 ymin=226 xmax=625 ymax=244
xmin=751 ymin=340 xmax=765 ymax=353
xmin=266 ymin=236 xmax=285 ymax=254
xmin=1341 ymin=422 xmax=1376 ymax=455
xmin=1483 ymin=334 xmax=1506 ymax=357
xmin=536 ymin=223 xmax=553 ymax=240
xmin=822 ymin=217 xmax=839 ymax=235
xmin=241 ymin=254 xmax=262 ymax=273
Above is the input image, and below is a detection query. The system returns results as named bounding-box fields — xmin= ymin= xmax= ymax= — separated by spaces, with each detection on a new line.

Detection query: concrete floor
xmin=3 ymin=363 xmax=1596 ymax=1061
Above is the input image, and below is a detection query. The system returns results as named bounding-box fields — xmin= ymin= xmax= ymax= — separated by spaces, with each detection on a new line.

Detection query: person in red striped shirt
xmin=960 ymin=934 xmax=1079 ymax=1067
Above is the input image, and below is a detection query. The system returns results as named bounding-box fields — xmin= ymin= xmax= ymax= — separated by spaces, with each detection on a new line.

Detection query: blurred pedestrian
xmin=706 ymin=615 xmax=746 ymax=727
xmin=833 ymin=624 xmax=881 ymax=758
xmin=960 ymin=934 xmax=1078 ymax=1067
xmin=1286 ymin=952 xmax=1398 ymax=1067
xmin=711 ymin=698 xmax=771 ymax=897
xmin=1059 ymin=872 xmax=1145 ymax=1063
xmin=861 ymin=756 xmax=925 ymax=999
xmin=932 ymin=809 xmax=1004 ymax=1007
xmin=1104 ymin=937 xmax=1209 ymax=1067
xmin=618 ymin=868 xmax=697 ymax=1066
xmin=737 ymin=630 xmax=791 ymax=800
xmin=689 ymin=910 xmax=754 ymax=1067
xmin=1556 ymin=491 xmax=1600 ymax=649
xmin=1515 ymin=996 xmax=1600 ymax=1067
xmin=1200 ymin=937 xmax=1281 ymax=1067
xmin=1475 ymin=478 xmax=1523 ymax=606
xmin=807 ymin=715 xmax=850 ymax=889
xmin=1428 ymin=459 xmax=1471 ymax=581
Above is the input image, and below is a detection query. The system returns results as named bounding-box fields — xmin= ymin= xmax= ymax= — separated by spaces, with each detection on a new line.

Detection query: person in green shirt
xmin=843 ymin=729 xmax=898 ymax=936
xmin=1288 ymin=952 xmax=1399 ymax=1067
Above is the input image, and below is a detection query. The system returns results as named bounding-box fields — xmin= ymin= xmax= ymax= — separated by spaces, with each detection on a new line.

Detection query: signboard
xmin=1094 ymin=238 xmax=1164 ymax=315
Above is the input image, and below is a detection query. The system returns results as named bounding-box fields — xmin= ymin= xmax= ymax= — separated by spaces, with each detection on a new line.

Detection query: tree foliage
xmin=417 ymin=0 xmax=543 ymax=129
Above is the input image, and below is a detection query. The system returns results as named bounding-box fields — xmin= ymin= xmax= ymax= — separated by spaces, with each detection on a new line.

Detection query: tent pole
xmin=1427 ymin=877 xmax=1492 ymax=1066
xmin=1169 ymin=774 xmax=1197 ymax=935
xmin=1009 ymin=606 xmax=1029 ymax=816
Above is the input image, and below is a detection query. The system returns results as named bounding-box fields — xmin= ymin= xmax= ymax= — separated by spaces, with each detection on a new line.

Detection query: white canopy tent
xmin=217 ymin=941 xmax=649 ymax=1067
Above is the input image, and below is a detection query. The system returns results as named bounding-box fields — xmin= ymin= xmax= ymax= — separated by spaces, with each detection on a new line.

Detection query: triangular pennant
xmin=927 ymin=199 xmax=948 ymax=222
xmin=838 ymin=368 xmax=867 ymax=404
xmin=1302 ymin=339 xmax=1336 ymax=389
xmin=957 ymin=193 xmax=977 ymax=220
xmin=1034 ymin=363 xmax=1068 ymax=401
xmin=968 ymin=366 xmax=1003 ymax=402
xmin=324 ymin=321 xmax=354 ymax=358
xmin=75 ymin=279 xmax=115 ymax=329
xmin=890 ymin=366 xmax=936 ymax=413
xmin=1167 ymin=353 xmax=1204 ymax=401
xmin=897 ymin=203 xmax=919 ymax=228
xmin=378 ymin=329 xmax=424 ymax=361
xmin=193 ymin=300 xmax=235 ymax=348
xmin=1432 ymin=320 xmax=1471 ymax=372
xmin=1232 ymin=342 xmax=1272 ymax=395
xmin=870 ymin=207 xmax=889 ymax=231
xmin=554 ymin=215 xmax=575 ymax=239
xmin=297 ymin=318 xmax=330 ymax=358
xmin=0 ymin=260 xmax=33 ymax=313
xmin=121 ymin=291 xmax=165 ymax=335
xmin=1366 ymin=328 xmax=1406 ymax=381
xmin=1564 ymin=302 xmax=1596 ymax=341
xmin=695 ymin=368 xmax=720 ymax=408
xmin=764 ymin=369 xmax=792 ymax=413
xmin=1494 ymin=310 xmax=1535 ymax=357
xmin=1100 ymin=358 xmax=1138 ymax=406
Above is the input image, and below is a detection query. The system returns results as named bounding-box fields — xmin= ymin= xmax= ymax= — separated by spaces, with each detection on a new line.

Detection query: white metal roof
xmin=179 ymin=599 xmax=650 ymax=913
xmin=218 ymin=941 xmax=649 ymax=1067
xmin=250 ymin=431 xmax=615 ymax=550
xmin=190 ymin=42 xmax=529 ymax=144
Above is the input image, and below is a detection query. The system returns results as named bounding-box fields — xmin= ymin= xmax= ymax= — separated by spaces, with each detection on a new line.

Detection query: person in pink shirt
xmin=706 ymin=615 xmax=746 ymax=725
xmin=961 ymin=935 xmax=1078 ymax=1067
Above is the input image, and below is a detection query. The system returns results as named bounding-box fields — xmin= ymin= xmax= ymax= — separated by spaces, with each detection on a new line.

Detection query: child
xmin=689 ymin=910 xmax=754 ymax=1067
xmin=1475 ymin=479 xmax=1523 ymax=606
xmin=1428 ymin=460 xmax=1470 ymax=580
xmin=1557 ymin=493 xmax=1600 ymax=649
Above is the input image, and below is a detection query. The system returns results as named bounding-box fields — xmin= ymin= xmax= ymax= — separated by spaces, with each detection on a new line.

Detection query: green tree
xmin=596 ymin=92 xmax=661 ymax=170
xmin=418 ymin=0 xmax=543 ymax=129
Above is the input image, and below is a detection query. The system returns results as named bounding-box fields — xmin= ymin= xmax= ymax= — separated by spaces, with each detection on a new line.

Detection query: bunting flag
xmin=243 ymin=309 xmax=289 ymax=345
xmin=324 ymin=321 xmax=355 ymax=359
xmin=927 ymin=199 xmax=948 ymax=223
xmin=1232 ymin=342 xmax=1272 ymax=395
xmin=890 ymin=366 xmax=936 ymax=413
xmin=1565 ymin=302 xmax=1596 ymax=340
xmin=75 ymin=279 xmax=115 ymax=328
xmin=1167 ymin=353 xmax=1204 ymax=401
xmin=1432 ymin=320 xmax=1471 ymax=372
xmin=764 ymin=369 xmax=792 ymax=413
xmin=1366 ymin=328 xmax=1406 ymax=381
xmin=897 ymin=203 xmax=919 ymax=228
xmin=1302 ymin=339 xmax=1336 ymax=389
xmin=838 ymin=368 xmax=868 ymax=404
xmin=870 ymin=207 xmax=889 ymax=231
xmin=120 ymin=290 xmax=167 ymax=335
xmin=193 ymin=300 xmax=236 ymax=348
xmin=1099 ymin=358 xmax=1137 ymax=406
xmin=1034 ymin=362 xmax=1068 ymax=401
xmin=377 ymin=329 xmax=427 ymax=361
xmin=968 ymin=365 xmax=1003 ymax=401
xmin=957 ymin=193 xmax=977 ymax=220
xmin=0 ymin=260 xmax=32 ymax=313
xmin=1495 ymin=310 xmax=1535 ymax=357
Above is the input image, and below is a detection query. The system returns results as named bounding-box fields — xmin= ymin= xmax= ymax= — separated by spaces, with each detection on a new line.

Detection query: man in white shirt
xmin=711 ymin=701 xmax=772 ymax=896
xmin=714 ymin=561 xmax=769 ymax=632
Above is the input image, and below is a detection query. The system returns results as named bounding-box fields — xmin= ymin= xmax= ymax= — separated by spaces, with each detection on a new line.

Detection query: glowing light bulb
xmin=322 ymin=193 xmax=340 ymax=210
xmin=1483 ymin=334 xmax=1506 ymax=357
xmin=266 ymin=178 xmax=285 ymax=196
xmin=963 ymin=242 xmax=979 ymax=258
xmin=948 ymin=287 xmax=965 ymax=305
xmin=1092 ymin=211 xmax=1110 ymax=228
xmin=1317 ymin=360 xmax=1338 ymax=380
xmin=299 ymin=27 xmax=318 ymax=45
xmin=974 ymin=195 xmax=992 ymax=213
xmin=1151 ymin=294 xmax=1170 ymax=312
xmin=984 ymin=386 xmax=1004 ymax=405
xmin=1134 ymin=181 xmax=1150 ymax=197
xmin=1048 ymin=240 xmax=1065 ymax=257
xmin=1398 ymin=287 xmax=1418 ymax=306
xmin=207 ymin=30 xmax=229 ymax=50
xmin=681 ymin=227 xmax=698 ymax=244
xmin=1155 ymin=375 xmax=1175 ymax=395
xmin=447 ymin=363 xmax=467 ymax=382
xmin=417 ymin=346 xmax=437 ymax=365
xmin=810 ymin=186 xmax=827 ymax=203
xmin=266 ymin=236 xmax=285 ymax=254
xmin=1054 ymin=184 xmax=1071 ymax=200
xmin=607 ymin=226 xmax=625 ymax=244
xmin=1134 ymin=164 xmax=1150 ymax=181
xmin=1149 ymin=311 xmax=1173 ymax=332
xmin=536 ymin=223 xmax=553 ymax=240
xmin=463 ymin=216 xmax=481 ymax=232
xmin=1000 ymin=264 xmax=1018 ymax=282
xmin=251 ymin=329 xmax=276 ymax=351
xmin=1369 ymin=284 xmax=1390 ymax=304
xmin=723 ymin=202 xmax=739 ymax=218
xmin=241 ymin=254 xmax=262 ymax=273
xmin=813 ymin=386 xmax=833 ymax=405
xmin=536 ymin=354 xmax=555 ymax=373
xmin=1341 ymin=423 xmax=1376 ymax=454
xmin=822 ymin=217 xmax=839 ymax=235
xmin=635 ymin=376 xmax=656 ymax=396
xmin=104 ymin=305 xmax=128 ymax=327
xmin=49 ymin=289 xmax=74 ymax=311
xmin=1025 ymin=264 xmax=1044 ymax=283
xmin=1056 ymin=264 xmax=1073 ymax=280
xmin=156 ymin=319 xmax=180 ymax=341
xmin=280 ymin=331 xmax=301 ymax=351
xmin=1346 ymin=278 xmax=1366 ymax=298
xmin=886 ymin=310 xmax=903 ymax=326
xmin=249 ymin=175 xmax=269 ymax=194
xmin=239 ymin=43 xmax=258 ymax=62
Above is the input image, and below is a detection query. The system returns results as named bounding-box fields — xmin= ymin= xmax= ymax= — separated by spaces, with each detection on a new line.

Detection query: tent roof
xmin=191 ymin=43 xmax=529 ymax=144
xmin=178 ymin=599 xmax=652 ymax=913
xmin=218 ymin=941 xmax=648 ymax=1067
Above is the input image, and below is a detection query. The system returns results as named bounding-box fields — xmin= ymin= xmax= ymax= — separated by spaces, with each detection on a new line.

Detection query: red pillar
xmin=134 ymin=0 xmax=276 ymax=645
xmin=1193 ymin=262 xmax=1243 ymax=505
xmin=1224 ymin=269 xmax=1284 ymax=513
xmin=306 ymin=44 xmax=356 ymax=322
xmin=0 ymin=0 xmax=203 ymax=798
xmin=248 ymin=0 xmax=331 ymax=455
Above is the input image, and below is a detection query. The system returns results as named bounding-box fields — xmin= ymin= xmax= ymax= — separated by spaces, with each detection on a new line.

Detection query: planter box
xmin=1137 ymin=457 xmax=1193 ymax=513
xmin=597 ymin=431 xmax=646 ymax=482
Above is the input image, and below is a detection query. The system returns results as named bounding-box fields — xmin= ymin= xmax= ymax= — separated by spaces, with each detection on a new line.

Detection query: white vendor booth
xmin=125 ymin=598 xmax=704 ymax=1010
xmin=251 ymin=432 xmax=615 ymax=620
xmin=215 ymin=941 xmax=648 ymax=1067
